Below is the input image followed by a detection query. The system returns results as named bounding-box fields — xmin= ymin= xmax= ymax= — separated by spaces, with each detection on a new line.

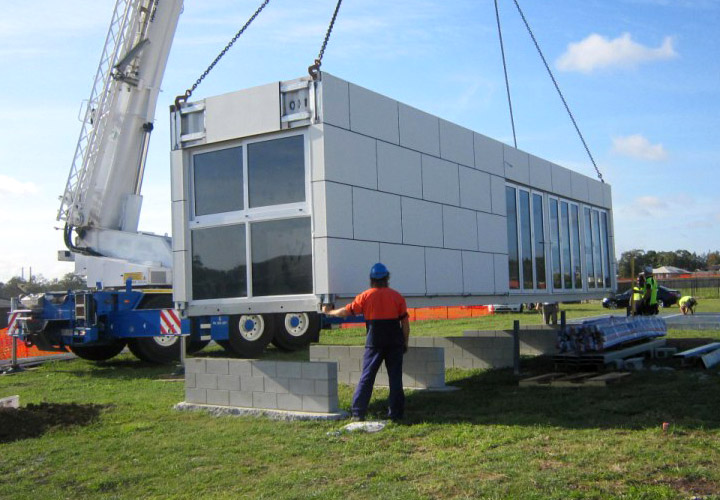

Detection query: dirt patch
xmin=0 ymin=402 xmax=106 ymax=443
xmin=656 ymin=476 xmax=720 ymax=497
xmin=666 ymin=338 xmax=718 ymax=352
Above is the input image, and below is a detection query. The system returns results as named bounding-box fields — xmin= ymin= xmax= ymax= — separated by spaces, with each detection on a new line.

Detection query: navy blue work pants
xmin=352 ymin=345 xmax=404 ymax=419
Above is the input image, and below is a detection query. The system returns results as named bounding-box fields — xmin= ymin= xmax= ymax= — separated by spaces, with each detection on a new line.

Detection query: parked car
xmin=602 ymin=286 xmax=681 ymax=309
xmin=490 ymin=304 xmax=525 ymax=313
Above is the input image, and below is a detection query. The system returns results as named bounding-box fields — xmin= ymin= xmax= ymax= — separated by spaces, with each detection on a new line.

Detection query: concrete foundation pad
xmin=174 ymin=401 xmax=348 ymax=421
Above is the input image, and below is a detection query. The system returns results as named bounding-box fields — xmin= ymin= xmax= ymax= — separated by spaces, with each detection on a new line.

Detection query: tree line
xmin=0 ymin=273 xmax=87 ymax=299
xmin=617 ymin=249 xmax=720 ymax=278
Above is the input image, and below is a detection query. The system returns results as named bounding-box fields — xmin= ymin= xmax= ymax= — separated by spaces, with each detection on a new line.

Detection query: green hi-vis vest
xmin=632 ymin=286 xmax=644 ymax=302
xmin=646 ymin=276 xmax=658 ymax=305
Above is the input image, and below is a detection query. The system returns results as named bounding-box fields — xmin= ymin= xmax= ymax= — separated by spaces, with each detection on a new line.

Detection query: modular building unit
xmin=170 ymin=73 xmax=615 ymax=317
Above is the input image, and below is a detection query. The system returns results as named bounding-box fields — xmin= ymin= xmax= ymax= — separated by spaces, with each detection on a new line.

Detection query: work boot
xmin=350 ymin=415 xmax=365 ymax=422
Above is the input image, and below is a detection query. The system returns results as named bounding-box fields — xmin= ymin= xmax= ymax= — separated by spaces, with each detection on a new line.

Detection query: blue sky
xmin=1 ymin=0 xmax=718 ymax=282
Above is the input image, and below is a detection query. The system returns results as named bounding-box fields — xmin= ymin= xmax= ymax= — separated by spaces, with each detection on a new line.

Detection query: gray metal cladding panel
xmin=494 ymin=254 xmax=509 ymax=294
xmin=312 ymin=181 xmax=353 ymax=239
xmin=398 ymin=103 xmax=440 ymax=156
xmin=602 ymin=183 xmax=613 ymax=209
xmin=322 ymin=124 xmax=377 ymax=189
xmin=439 ymin=119 xmax=474 ymax=167
xmin=571 ymin=171 xmax=590 ymax=202
xmin=422 ymin=155 xmax=460 ymax=205
xmin=352 ymin=188 xmax=402 ymax=244
xmin=474 ymin=133 xmax=504 ymax=176
xmin=477 ymin=212 xmax=508 ymax=254
xmin=588 ymin=179 xmax=604 ymax=206
xmin=349 ymin=83 xmax=399 ymax=144
xmin=425 ymin=248 xmax=463 ymax=294
xmin=204 ymin=83 xmax=281 ymax=144
xmin=320 ymin=238 xmax=380 ymax=296
xmin=462 ymin=251 xmax=495 ymax=294
xmin=504 ymin=145 xmax=530 ymax=185
xmin=401 ymin=197 xmax=443 ymax=247
xmin=490 ymin=175 xmax=507 ymax=216
xmin=320 ymin=73 xmax=350 ymax=129
xmin=459 ymin=166 xmax=491 ymax=213
xmin=551 ymin=163 xmax=573 ymax=198
xmin=379 ymin=243 xmax=426 ymax=295
xmin=377 ymin=141 xmax=422 ymax=198
xmin=443 ymin=206 xmax=478 ymax=251
xmin=528 ymin=155 xmax=553 ymax=192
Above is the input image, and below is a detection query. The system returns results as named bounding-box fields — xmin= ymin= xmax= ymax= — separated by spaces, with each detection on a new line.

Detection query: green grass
xmin=1 ymin=301 xmax=719 ymax=499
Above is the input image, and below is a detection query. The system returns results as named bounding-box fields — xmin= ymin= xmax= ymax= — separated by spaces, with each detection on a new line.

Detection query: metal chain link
xmin=174 ymin=0 xmax=271 ymax=109
xmin=494 ymin=0 xmax=517 ymax=149
xmin=308 ymin=0 xmax=344 ymax=79
xmin=510 ymin=0 xmax=604 ymax=183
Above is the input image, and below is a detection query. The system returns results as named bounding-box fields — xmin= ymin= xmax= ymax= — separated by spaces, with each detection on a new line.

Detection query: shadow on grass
xmin=369 ymin=355 xmax=720 ymax=431
xmin=0 ymin=402 xmax=107 ymax=443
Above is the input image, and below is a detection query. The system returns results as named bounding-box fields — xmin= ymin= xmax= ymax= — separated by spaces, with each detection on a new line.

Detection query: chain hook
xmin=308 ymin=59 xmax=322 ymax=80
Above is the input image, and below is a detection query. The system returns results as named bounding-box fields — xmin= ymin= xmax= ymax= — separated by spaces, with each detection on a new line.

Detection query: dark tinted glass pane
xmin=571 ymin=205 xmax=582 ymax=289
xmin=584 ymin=207 xmax=595 ymax=288
xmin=532 ymin=194 xmax=546 ymax=289
xmin=506 ymin=187 xmax=519 ymax=290
xmin=520 ymin=191 xmax=533 ymax=289
xmin=248 ymin=135 xmax=305 ymax=208
xmin=592 ymin=210 xmax=602 ymax=288
xmin=251 ymin=218 xmax=312 ymax=296
xmin=550 ymin=199 xmax=561 ymax=289
xmin=193 ymin=146 xmax=243 ymax=216
xmin=192 ymin=224 xmax=247 ymax=300
xmin=561 ymin=202 xmax=571 ymax=289
xmin=601 ymin=212 xmax=611 ymax=288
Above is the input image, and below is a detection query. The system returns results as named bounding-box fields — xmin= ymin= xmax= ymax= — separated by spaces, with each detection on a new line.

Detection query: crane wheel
xmin=69 ymin=340 xmax=126 ymax=362
xmin=271 ymin=312 xmax=320 ymax=351
xmin=225 ymin=314 xmax=274 ymax=358
xmin=128 ymin=336 xmax=180 ymax=364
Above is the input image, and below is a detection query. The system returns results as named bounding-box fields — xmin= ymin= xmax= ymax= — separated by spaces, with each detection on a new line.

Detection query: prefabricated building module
xmin=170 ymin=73 xmax=614 ymax=319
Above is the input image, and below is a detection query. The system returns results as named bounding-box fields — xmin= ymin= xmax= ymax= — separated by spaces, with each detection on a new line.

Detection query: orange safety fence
xmin=340 ymin=305 xmax=492 ymax=329
xmin=0 ymin=328 xmax=67 ymax=361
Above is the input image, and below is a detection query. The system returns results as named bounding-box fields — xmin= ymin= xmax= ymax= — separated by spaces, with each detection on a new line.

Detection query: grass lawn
xmin=1 ymin=300 xmax=719 ymax=499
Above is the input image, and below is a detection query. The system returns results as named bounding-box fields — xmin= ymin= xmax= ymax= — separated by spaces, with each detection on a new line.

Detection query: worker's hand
xmin=322 ymin=304 xmax=333 ymax=314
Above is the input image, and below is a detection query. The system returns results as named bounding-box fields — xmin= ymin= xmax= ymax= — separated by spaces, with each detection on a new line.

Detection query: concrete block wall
xmin=463 ymin=327 xmax=559 ymax=356
xmin=313 ymin=73 xmax=612 ymax=300
xmin=407 ymin=336 xmax=515 ymax=370
xmin=309 ymin=345 xmax=446 ymax=389
xmin=184 ymin=358 xmax=339 ymax=414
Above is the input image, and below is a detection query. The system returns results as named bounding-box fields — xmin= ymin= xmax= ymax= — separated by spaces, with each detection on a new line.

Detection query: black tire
xmin=225 ymin=314 xmax=275 ymax=358
xmin=127 ymin=336 xmax=181 ymax=364
xmin=271 ymin=312 xmax=321 ymax=351
xmin=188 ymin=339 xmax=211 ymax=354
xmin=69 ymin=340 xmax=126 ymax=362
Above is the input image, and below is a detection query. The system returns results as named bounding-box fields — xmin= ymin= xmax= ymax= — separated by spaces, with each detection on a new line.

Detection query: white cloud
xmin=556 ymin=33 xmax=677 ymax=73
xmin=612 ymin=134 xmax=668 ymax=161
xmin=0 ymin=175 xmax=39 ymax=196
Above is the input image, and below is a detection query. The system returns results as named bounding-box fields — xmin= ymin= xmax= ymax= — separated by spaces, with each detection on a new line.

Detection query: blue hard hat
xmin=369 ymin=262 xmax=389 ymax=279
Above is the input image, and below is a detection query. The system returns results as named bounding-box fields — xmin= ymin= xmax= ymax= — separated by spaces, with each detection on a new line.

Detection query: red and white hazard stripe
xmin=160 ymin=309 xmax=181 ymax=335
xmin=7 ymin=312 xmax=21 ymax=336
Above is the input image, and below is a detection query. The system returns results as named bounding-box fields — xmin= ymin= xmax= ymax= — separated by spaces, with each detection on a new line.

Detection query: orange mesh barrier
xmin=339 ymin=304 xmax=492 ymax=328
xmin=0 ymin=328 xmax=67 ymax=361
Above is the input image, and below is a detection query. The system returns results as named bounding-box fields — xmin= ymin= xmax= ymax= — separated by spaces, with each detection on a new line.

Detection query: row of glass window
xmin=506 ymin=185 xmax=612 ymax=293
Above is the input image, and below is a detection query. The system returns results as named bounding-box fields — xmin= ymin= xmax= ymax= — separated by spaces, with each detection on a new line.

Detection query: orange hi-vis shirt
xmin=346 ymin=287 xmax=408 ymax=320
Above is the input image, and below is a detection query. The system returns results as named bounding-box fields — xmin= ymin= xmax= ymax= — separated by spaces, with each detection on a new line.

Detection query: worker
xmin=629 ymin=273 xmax=645 ymax=316
xmin=643 ymin=266 xmax=659 ymax=315
xmin=323 ymin=262 xmax=410 ymax=422
xmin=679 ymin=296 xmax=698 ymax=315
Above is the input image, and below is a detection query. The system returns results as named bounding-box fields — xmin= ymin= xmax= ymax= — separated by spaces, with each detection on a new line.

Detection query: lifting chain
xmin=308 ymin=0 xmax=344 ymax=80
xmin=510 ymin=0 xmax=605 ymax=183
xmin=174 ymin=0 xmax=271 ymax=110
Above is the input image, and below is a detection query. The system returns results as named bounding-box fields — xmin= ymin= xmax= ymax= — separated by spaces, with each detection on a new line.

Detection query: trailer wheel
xmin=188 ymin=339 xmax=211 ymax=354
xmin=127 ymin=336 xmax=181 ymax=364
xmin=271 ymin=312 xmax=320 ymax=351
xmin=69 ymin=340 xmax=126 ymax=362
xmin=226 ymin=314 xmax=274 ymax=358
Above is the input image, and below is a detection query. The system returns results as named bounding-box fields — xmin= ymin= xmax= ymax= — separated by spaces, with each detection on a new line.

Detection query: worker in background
xmin=643 ymin=266 xmax=659 ymax=315
xmin=629 ymin=273 xmax=645 ymax=316
xmin=323 ymin=263 xmax=410 ymax=422
xmin=679 ymin=296 xmax=698 ymax=315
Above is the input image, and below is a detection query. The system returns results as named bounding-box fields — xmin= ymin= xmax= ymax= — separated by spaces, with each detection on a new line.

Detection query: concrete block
xmin=315 ymin=379 xmax=339 ymax=397
xmin=303 ymin=395 xmax=336 ymax=413
xmin=571 ymin=171 xmax=590 ymax=203
xmin=375 ymin=372 xmax=390 ymax=386
xmin=240 ymin=376 xmax=264 ymax=393
xmin=185 ymin=387 xmax=207 ymax=404
xmin=459 ymin=166 xmax=491 ymax=213
xmin=462 ymin=251 xmax=494 ymax=294
xmin=301 ymin=362 xmax=335 ymax=380
xmin=321 ymin=73 xmax=350 ymax=129
xmin=228 ymin=360 xmax=253 ymax=377
xmin=185 ymin=372 xmax=196 ymax=389
xmin=409 ymin=337 xmax=434 ymax=348
xmin=277 ymin=393 xmax=304 ymax=411
xmin=185 ymin=358 xmax=206 ymax=374
xmin=490 ymin=175 xmax=506 ymax=216
xmin=337 ymin=371 xmax=351 ymax=385
xmin=349 ymin=371 xmax=362 ymax=385
xmin=427 ymin=361 xmax=445 ymax=374
xmin=377 ymin=141 xmax=422 ymax=198
xmin=276 ymin=361 xmax=303 ymax=379
xmin=401 ymin=197 xmax=443 ymax=247
xmin=207 ymin=389 xmax=230 ymax=406
xmin=471 ymin=359 xmax=492 ymax=370
xmin=290 ymin=378 xmax=316 ymax=396
xmin=551 ymin=163 xmax=573 ymax=198
xmin=353 ymin=188 xmax=402 ymax=243
xmin=348 ymin=346 xmax=366 ymax=359
xmin=349 ymin=83 xmax=399 ymax=144
xmin=229 ymin=391 xmax=253 ymax=408
xmin=399 ymin=103 xmax=440 ymax=156
xmin=529 ymin=155 xmax=553 ymax=192
xmin=443 ymin=206 xmax=478 ymax=251
xmin=477 ymin=212 xmax=508 ymax=254
xmin=504 ymin=146 xmax=530 ymax=184
xmin=425 ymin=248 xmax=463 ymax=294
xmin=379 ymin=243 xmax=426 ymax=295
xmin=321 ymin=124 xmax=377 ymax=189
xmin=422 ymin=155 xmax=459 ymax=206
xmin=440 ymin=119 xmax=474 ymax=167
xmin=339 ymin=357 xmax=361 ymax=373
xmin=217 ymin=375 xmax=240 ymax=391
xmin=265 ymin=377 xmax=291 ymax=394
xmin=453 ymin=358 xmax=474 ymax=370
xmin=494 ymin=253 xmax=509 ymax=294
xmin=312 ymin=182 xmax=354 ymax=239
xmin=474 ymin=133 xmax=504 ymax=175
xmin=253 ymin=392 xmax=278 ymax=409
xmin=196 ymin=373 xmax=218 ymax=390
xmin=252 ymin=361 xmax=277 ymax=378
xmin=328 ymin=346 xmax=350 ymax=358
xmin=206 ymin=359 xmax=229 ymax=375
xmin=308 ymin=346 xmax=329 ymax=361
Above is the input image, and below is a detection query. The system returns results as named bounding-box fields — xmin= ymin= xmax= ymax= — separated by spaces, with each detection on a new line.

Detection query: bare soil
xmin=0 ymin=403 xmax=105 ymax=443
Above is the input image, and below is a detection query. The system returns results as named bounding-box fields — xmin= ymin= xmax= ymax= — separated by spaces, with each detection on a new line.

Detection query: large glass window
xmin=248 ymin=135 xmax=305 ymax=208
xmin=592 ymin=210 xmax=602 ymax=288
xmin=549 ymin=199 xmax=561 ymax=289
xmin=584 ymin=207 xmax=595 ymax=289
xmin=251 ymin=218 xmax=312 ymax=296
xmin=193 ymin=146 xmax=243 ymax=216
xmin=532 ymin=194 xmax=546 ymax=289
xmin=506 ymin=187 xmax=520 ymax=290
xmin=519 ymin=190 xmax=533 ymax=290
xmin=560 ymin=202 xmax=571 ymax=289
xmin=601 ymin=212 xmax=611 ymax=288
xmin=571 ymin=204 xmax=582 ymax=289
xmin=191 ymin=224 xmax=247 ymax=300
